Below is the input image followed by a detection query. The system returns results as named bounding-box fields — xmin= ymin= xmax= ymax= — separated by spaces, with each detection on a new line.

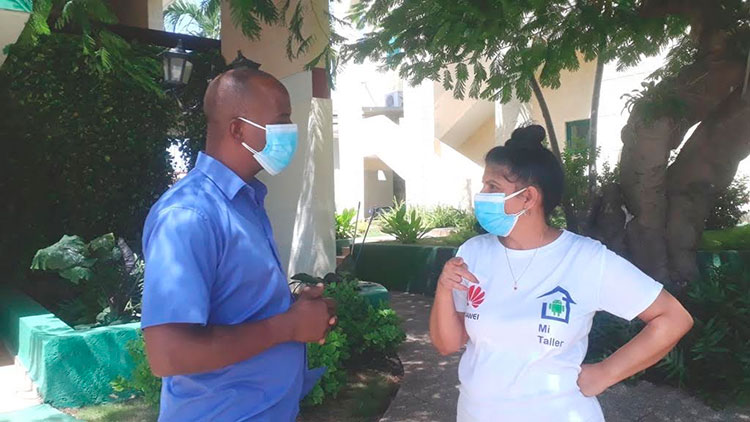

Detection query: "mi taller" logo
xmin=537 ymin=286 xmax=576 ymax=324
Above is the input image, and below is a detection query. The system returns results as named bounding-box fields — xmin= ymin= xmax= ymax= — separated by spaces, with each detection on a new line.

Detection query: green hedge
xmin=352 ymin=243 xmax=457 ymax=295
xmin=0 ymin=33 xmax=223 ymax=287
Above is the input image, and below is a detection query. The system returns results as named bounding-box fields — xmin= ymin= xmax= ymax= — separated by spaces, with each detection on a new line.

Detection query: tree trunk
xmin=529 ymin=75 xmax=580 ymax=233
xmin=604 ymin=40 xmax=745 ymax=288
xmin=587 ymin=57 xmax=604 ymax=205
xmin=529 ymin=75 xmax=563 ymax=162
xmin=665 ymin=91 xmax=750 ymax=288
xmin=619 ymin=108 xmax=675 ymax=282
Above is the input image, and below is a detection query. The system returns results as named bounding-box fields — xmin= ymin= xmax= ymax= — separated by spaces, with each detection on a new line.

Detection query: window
xmin=566 ymin=119 xmax=590 ymax=151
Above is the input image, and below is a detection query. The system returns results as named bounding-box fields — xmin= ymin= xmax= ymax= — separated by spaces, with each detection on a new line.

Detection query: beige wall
xmin=363 ymin=157 xmax=394 ymax=214
xmin=220 ymin=0 xmax=329 ymax=79
xmin=110 ymin=0 xmax=164 ymax=30
xmin=529 ymin=55 xmax=597 ymax=151
xmin=457 ymin=117 xmax=495 ymax=165
xmin=0 ymin=9 xmax=29 ymax=67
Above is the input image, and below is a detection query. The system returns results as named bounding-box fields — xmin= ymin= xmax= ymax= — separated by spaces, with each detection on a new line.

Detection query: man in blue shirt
xmin=141 ymin=68 xmax=335 ymax=422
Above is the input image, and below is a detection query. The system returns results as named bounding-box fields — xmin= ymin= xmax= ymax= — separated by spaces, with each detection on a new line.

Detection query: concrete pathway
xmin=0 ymin=404 xmax=79 ymax=422
xmin=383 ymin=292 xmax=749 ymax=422
xmin=0 ymin=341 xmax=42 ymax=415
xmin=0 ymin=342 xmax=80 ymax=422
xmin=380 ymin=293 xmax=460 ymax=422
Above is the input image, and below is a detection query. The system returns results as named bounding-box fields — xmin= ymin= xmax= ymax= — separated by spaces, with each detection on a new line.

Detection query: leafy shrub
xmin=336 ymin=208 xmax=357 ymax=239
xmin=587 ymin=264 xmax=750 ymax=406
xmin=295 ymin=275 xmax=405 ymax=405
xmin=426 ymin=206 xmax=470 ymax=228
xmin=30 ymin=233 xmax=143 ymax=326
xmin=658 ymin=264 xmax=750 ymax=406
xmin=112 ymin=332 xmax=162 ymax=407
xmin=705 ymin=175 xmax=750 ymax=230
xmin=304 ymin=329 xmax=349 ymax=406
xmin=378 ymin=201 xmax=430 ymax=244
xmin=323 ymin=279 xmax=405 ymax=358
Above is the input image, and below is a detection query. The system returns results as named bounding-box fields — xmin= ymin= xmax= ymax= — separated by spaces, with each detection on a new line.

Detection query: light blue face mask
xmin=237 ymin=117 xmax=298 ymax=175
xmin=474 ymin=188 xmax=528 ymax=237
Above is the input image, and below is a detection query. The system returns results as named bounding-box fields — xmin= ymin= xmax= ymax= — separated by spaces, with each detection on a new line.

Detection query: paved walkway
xmin=0 ymin=341 xmax=43 ymax=415
xmin=0 ymin=342 xmax=79 ymax=422
xmin=381 ymin=293 xmax=460 ymax=422
xmin=383 ymin=292 xmax=749 ymax=422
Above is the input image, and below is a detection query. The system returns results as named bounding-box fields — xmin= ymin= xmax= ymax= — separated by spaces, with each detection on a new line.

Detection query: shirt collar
xmin=195 ymin=152 xmax=267 ymax=203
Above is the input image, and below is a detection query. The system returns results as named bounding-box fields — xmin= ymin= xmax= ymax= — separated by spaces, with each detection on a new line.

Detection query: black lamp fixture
xmin=163 ymin=40 xmax=194 ymax=86
xmin=229 ymin=50 xmax=261 ymax=70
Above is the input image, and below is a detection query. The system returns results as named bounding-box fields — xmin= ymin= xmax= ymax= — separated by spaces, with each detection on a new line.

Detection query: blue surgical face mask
xmin=237 ymin=117 xmax=298 ymax=175
xmin=474 ymin=188 xmax=528 ymax=237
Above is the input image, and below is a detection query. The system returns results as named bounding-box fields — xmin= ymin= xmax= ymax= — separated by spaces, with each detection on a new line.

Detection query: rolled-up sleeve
xmin=141 ymin=207 xmax=218 ymax=329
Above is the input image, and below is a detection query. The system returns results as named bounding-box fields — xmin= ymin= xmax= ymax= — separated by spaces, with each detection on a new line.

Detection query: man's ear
xmin=228 ymin=119 xmax=244 ymax=143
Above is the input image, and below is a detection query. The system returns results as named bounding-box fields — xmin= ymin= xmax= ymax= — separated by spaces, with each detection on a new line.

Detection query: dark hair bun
xmin=506 ymin=125 xmax=546 ymax=150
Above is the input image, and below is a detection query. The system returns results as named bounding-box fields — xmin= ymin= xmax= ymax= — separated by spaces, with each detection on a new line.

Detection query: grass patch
xmin=700 ymin=225 xmax=750 ymax=251
xmin=65 ymin=398 xmax=158 ymax=422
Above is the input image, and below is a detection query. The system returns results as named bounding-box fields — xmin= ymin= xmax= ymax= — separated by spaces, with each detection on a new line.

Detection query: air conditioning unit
xmin=385 ymin=91 xmax=403 ymax=108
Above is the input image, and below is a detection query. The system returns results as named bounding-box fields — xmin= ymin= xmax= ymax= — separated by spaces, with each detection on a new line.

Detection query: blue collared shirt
xmin=141 ymin=152 xmax=318 ymax=422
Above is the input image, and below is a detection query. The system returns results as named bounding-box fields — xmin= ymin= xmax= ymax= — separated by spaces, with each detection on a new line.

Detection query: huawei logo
xmin=468 ymin=285 xmax=485 ymax=308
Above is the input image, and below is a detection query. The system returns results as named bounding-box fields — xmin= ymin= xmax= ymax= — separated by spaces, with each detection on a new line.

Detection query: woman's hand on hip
xmin=437 ymin=257 xmax=479 ymax=293
xmin=577 ymin=363 xmax=614 ymax=397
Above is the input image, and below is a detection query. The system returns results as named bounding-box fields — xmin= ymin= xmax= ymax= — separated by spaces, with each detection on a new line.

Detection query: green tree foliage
xmin=14 ymin=0 xmax=339 ymax=91
xmin=164 ymin=0 xmax=221 ymax=39
xmin=705 ymin=175 xmax=750 ymax=230
xmin=15 ymin=0 xmax=164 ymax=94
xmin=346 ymin=0 xmax=686 ymax=103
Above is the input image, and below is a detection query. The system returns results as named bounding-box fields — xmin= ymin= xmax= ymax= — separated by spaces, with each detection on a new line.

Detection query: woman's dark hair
xmin=484 ymin=124 xmax=564 ymax=217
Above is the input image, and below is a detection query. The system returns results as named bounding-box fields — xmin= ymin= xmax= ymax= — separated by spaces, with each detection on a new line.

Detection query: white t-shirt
xmin=452 ymin=231 xmax=662 ymax=422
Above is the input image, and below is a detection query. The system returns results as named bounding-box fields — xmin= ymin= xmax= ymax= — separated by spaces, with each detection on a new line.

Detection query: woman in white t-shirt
xmin=429 ymin=125 xmax=694 ymax=422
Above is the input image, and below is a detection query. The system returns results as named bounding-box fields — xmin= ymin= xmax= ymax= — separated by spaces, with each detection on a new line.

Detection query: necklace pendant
xmin=514 ymin=285 xmax=518 ymax=291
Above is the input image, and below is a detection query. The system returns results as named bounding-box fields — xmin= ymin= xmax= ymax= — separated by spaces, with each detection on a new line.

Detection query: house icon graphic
xmin=538 ymin=286 xmax=576 ymax=324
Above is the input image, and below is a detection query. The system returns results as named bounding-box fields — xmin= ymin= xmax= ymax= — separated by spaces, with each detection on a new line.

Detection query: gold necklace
xmin=504 ymin=230 xmax=545 ymax=291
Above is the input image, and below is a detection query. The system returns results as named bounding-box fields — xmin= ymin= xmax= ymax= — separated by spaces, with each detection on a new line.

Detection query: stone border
xmin=0 ymin=287 xmax=139 ymax=408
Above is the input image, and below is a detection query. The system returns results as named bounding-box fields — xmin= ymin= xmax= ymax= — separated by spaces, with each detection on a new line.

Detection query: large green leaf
xmin=30 ymin=234 xmax=92 ymax=271
xmin=89 ymin=232 xmax=115 ymax=248
xmin=59 ymin=266 xmax=94 ymax=284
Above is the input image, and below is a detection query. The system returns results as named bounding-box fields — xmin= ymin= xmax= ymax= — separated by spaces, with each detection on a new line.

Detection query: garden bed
xmin=298 ymin=357 xmax=403 ymax=422
xmin=0 ymin=287 xmax=139 ymax=408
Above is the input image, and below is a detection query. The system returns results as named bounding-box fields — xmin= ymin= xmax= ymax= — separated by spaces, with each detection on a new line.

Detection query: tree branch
xmin=529 ymin=75 xmax=562 ymax=164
